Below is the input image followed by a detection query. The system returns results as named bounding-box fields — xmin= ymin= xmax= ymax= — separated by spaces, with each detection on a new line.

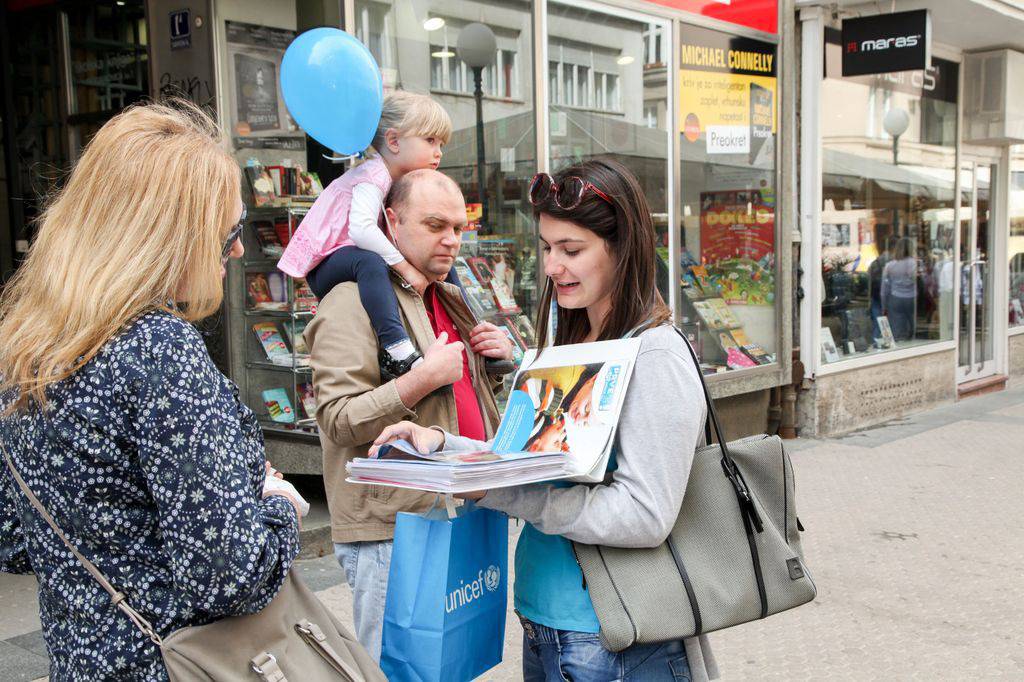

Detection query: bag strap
xmin=1 ymin=442 xmax=165 ymax=645
xmin=670 ymin=327 xmax=764 ymax=533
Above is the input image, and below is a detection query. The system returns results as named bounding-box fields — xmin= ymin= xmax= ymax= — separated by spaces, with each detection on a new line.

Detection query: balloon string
xmin=322 ymin=151 xmax=365 ymax=164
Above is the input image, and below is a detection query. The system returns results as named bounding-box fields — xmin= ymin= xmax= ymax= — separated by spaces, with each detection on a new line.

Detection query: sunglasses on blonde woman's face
xmin=528 ymin=172 xmax=613 ymax=211
xmin=221 ymin=207 xmax=247 ymax=260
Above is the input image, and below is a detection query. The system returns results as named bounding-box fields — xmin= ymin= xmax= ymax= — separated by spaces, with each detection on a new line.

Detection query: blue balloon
xmin=280 ymin=28 xmax=383 ymax=154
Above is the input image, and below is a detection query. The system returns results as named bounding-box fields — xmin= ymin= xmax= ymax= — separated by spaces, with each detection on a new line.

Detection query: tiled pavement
xmin=3 ymin=383 xmax=1023 ymax=681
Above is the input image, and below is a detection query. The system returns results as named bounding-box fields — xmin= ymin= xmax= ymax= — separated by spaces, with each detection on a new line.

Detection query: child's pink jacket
xmin=277 ymin=157 xmax=392 ymax=278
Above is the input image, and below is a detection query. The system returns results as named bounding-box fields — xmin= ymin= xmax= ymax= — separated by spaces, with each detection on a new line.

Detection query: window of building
xmin=1010 ymin=152 xmax=1024 ymax=327
xmin=644 ymin=102 xmax=658 ymax=128
xmin=431 ymin=40 xmax=519 ymax=99
xmin=818 ymin=29 xmax=958 ymax=363
xmin=678 ymin=24 xmax=779 ymax=373
xmin=643 ymin=23 xmax=663 ymax=66
xmin=548 ymin=44 xmax=622 ymax=114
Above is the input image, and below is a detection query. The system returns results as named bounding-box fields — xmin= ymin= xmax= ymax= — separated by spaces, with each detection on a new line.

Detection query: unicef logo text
xmin=445 ymin=565 xmax=501 ymax=613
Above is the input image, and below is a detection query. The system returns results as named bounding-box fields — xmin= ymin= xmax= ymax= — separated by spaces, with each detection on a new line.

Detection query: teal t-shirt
xmin=512 ymin=450 xmax=617 ymax=632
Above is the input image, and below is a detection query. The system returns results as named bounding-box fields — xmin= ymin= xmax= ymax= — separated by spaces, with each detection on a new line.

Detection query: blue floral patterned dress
xmin=0 ymin=310 xmax=301 ymax=680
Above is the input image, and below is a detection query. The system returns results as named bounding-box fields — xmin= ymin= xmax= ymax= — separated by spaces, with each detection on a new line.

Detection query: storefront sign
xmin=841 ymin=10 xmax=931 ymax=77
xmin=826 ymin=28 xmax=957 ymax=104
xmin=647 ymin=0 xmax=778 ymax=35
xmin=225 ymin=21 xmax=295 ymax=51
xmin=169 ymin=9 xmax=191 ymax=50
xmin=679 ymin=24 xmax=777 ymax=156
xmin=233 ymin=136 xmax=306 ymax=150
xmin=150 ymin=0 xmax=216 ymax=112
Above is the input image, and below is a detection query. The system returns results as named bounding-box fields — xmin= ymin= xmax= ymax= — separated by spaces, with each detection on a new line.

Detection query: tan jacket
xmin=304 ymin=274 xmax=501 ymax=544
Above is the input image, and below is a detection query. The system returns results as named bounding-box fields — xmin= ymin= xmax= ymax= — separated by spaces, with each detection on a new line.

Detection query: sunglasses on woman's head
xmin=221 ymin=207 xmax=247 ymax=259
xmin=529 ymin=172 xmax=613 ymax=211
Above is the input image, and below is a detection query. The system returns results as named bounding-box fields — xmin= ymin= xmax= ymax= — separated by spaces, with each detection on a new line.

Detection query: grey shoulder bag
xmin=573 ymin=327 xmax=817 ymax=652
xmin=2 ymin=444 xmax=385 ymax=682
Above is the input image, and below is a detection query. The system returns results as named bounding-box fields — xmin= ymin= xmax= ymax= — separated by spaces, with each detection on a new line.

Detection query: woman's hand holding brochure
xmin=347 ymin=338 xmax=644 ymax=493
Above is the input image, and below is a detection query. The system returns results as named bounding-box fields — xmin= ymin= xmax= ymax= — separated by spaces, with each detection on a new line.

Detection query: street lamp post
xmin=883 ymin=108 xmax=911 ymax=235
xmin=457 ymin=23 xmax=496 ymax=232
xmin=883 ymin=107 xmax=910 ymax=167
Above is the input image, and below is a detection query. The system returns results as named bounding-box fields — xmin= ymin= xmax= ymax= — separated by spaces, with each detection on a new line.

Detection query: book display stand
xmin=681 ymin=264 xmax=776 ymax=373
xmin=237 ymin=203 xmax=319 ymax=437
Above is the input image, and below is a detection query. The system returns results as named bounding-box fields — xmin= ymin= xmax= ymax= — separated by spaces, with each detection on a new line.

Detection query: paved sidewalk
xmin=3 ymin=384 xmax=1023 ymax=680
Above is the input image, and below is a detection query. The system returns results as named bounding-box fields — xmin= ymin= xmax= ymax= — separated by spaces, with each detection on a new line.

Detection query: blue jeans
xmin=333 ymin=540 xmax=393 ymax=662
xmin=308 ymin=247 xmax=408 ymax=350
xmin=307 ymin=247 xmax=472 ymax=351
xmin=520 ymin=617 xmax=691 ymax=681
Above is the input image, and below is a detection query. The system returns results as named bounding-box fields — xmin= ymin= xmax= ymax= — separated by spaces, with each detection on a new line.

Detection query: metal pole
xmin=473 ymin=65 xmax=487 ymax=231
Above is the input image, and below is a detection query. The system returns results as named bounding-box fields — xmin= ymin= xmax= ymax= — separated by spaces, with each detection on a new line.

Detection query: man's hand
xmin=420 ymin=331 xmax=465 ymax=386
xmin=469 ymin=322 xmax=514 ymax=361
xmin=369 ymin=421 xmax=445 ymax=457
xmin=395 ymin=332 xmax=464 ymax=408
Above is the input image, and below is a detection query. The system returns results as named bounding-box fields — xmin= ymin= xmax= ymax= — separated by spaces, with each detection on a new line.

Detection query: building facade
xmin=796 ymin=0 xmax=1024 ymax=435
xmin=4 ymin=0 xmax=1018 ymax=463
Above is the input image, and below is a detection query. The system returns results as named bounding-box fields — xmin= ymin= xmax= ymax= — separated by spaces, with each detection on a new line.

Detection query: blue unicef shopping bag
xmin=381 ymin=500 xmax=508 ymax=682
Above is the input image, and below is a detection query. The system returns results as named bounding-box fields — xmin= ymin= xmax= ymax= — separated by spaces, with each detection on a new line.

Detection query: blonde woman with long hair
xmin=0 ymin=101 xmax=308 ymax=680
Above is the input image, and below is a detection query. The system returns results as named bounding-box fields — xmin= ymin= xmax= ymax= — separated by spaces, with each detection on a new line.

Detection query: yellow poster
xmin=679 ymin=70 xmax=777 ymax=134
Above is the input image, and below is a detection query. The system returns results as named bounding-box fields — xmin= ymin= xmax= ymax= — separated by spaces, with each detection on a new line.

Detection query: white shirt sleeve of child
xmin=348 ymin=182 xmax=405 ymax=266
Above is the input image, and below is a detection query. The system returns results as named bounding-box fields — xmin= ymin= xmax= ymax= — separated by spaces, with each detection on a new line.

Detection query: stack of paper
xmin=346 ymin=444 xmax=567 ymax=494
xmin=346 ymin=338 xmax=643 ymax=494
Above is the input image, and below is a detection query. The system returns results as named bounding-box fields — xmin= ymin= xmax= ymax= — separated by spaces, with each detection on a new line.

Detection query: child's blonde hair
xmin=370 ymin=91 xmax=452 ymax=153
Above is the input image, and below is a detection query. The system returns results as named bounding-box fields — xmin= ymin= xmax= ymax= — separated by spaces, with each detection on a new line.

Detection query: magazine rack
xmin=236 ymin=205 xmax=319 ymax=438
xmin=680 ymin=262 xmax=776 ymax=374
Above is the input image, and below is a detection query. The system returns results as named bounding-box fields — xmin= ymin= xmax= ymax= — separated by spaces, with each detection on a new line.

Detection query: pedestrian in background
xmin=882 ymin=236 xmax=919 ymax=341
xmin=0 ymin=100 xmax=308 ymax=680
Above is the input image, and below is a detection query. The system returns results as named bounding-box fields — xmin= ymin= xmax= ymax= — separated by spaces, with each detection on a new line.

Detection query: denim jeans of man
xmin=520 ymin=617 xmax=691 ymax=681
xmin=334 ymin=540 xmax=393 ymax=662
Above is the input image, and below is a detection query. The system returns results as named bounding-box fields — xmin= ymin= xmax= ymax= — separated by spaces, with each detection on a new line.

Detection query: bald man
xmin=304 ymin=169 xmax=513 ymax=659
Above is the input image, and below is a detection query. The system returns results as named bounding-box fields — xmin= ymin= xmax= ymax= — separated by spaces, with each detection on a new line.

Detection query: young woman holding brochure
xmin=371 ymin=159 xmax=719 ymax=681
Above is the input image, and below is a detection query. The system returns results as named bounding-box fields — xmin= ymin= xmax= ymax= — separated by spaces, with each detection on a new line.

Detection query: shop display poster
xmin=678 ymin=24 xmax=777 ymax=154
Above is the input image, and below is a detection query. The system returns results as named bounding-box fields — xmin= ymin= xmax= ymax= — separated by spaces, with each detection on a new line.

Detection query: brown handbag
xmin=3 ymin=444 xmax=385 ymax=682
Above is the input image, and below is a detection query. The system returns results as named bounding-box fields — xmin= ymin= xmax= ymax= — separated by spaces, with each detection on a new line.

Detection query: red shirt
xmin=424 ymin=285 xmax=486 ymax=441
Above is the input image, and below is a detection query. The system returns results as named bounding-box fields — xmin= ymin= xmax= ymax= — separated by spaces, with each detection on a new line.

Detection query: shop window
xmin=818 ymin=29 xmax=958 ymax=363
xmin=547 ymin=2 xmax=671 ymax=306
xmin=6 ymin=0 xmax=148 ymax=244
xmin=354 ymin=1 xmax=541 ymax=357
xmin=678 ymin=24 xmax=779 ymax=373
xmin=1010 ymin=156 xmax=1024 ymax=327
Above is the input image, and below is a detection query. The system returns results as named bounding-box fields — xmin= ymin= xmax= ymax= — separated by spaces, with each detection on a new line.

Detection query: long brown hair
xmin=0 ymin=99 xmax=240 ymax=414
xmin=533 ymin=157 xmax=671 ymax=347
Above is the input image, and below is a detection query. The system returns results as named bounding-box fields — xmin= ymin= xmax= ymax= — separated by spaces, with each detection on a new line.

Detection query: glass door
xmin=958 ymin=160 xmax=998 ymax=381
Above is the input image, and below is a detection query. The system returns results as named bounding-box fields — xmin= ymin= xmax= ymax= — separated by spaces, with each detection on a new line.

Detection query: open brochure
xmin=346 ymin=338 xmax=642 ymax=493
